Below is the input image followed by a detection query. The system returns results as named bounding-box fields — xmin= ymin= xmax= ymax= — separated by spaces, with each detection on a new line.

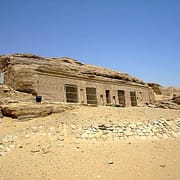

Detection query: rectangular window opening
xmin=86 ymin=87 xmax=97 ymax=104
xmin=118 ymin=90 xmax=126 ymax=107
xmin=130 ymin=91 xmax=137 ymax=106
xmin=65 ymin=84 xmax=78 ymax=103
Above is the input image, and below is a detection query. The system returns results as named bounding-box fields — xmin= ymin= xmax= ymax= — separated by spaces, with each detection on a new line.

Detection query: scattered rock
xmin=0 ymin=145 xmax=5 ymax=151
xmin=148 ymin=104 xmax=156 ymax=108
xmin=71 ymin=124 xmax=76 ymax=129
xmin=108 ymin=160 xmax=114 ymax=164
xmin=2 ymin=137 xmax=8 ymax=143
xmin=31 ymin=126 xmax=39 ymax=133
xmin=57 ymin=137 xmax=64 ymax=141
xmin=172 ymin=95 xmax=180 ymax=105
xmin=4 ymin=147 xmax=11 ymax=152
xmin=41 ymin=148 xmax=50 ymax=154
xmin=80 ymin=118 xmax=180 ymax=141
xmin=153 ymin=100 xmax=180 ymax=110
xmin=160 ymin=164 xmax=166 ymax=168
xmin=98 ymin=124 xmax=107 ymax=130
xmin=31 ymin=149 xmax=40 ymax=153
xmin=18 ymin=145 xmax=23 ymax=148
xmin=124 ymin=130 xmax=134 ymax=136
xmin=1 ymin=116 xmax=180 ymax=158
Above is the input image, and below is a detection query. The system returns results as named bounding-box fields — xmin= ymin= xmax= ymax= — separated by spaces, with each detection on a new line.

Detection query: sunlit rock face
xmin=0 ymin=53 xmax=154 ymax=106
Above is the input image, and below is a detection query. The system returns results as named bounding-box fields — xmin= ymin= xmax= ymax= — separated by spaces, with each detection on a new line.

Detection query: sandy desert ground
xmin=0 ymin=106 xmax=180 ymax=180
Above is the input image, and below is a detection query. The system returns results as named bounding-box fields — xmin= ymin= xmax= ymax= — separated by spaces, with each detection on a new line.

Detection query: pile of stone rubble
xmin=0 ymin=118 xmax=180 ymax=156
xmin=153 ymin=100 xmax=180 ymax=110
xmin=0 ymin=123 xmax=67 ymax=156
xmin=80 ymin=118 xmax=180 ymax=140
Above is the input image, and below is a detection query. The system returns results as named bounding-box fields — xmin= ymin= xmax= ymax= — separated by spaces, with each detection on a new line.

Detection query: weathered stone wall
xmin=0 ymin=54 xmax=155 ymax=106
xmin=37 ymin=73 xmax=154 ymax=106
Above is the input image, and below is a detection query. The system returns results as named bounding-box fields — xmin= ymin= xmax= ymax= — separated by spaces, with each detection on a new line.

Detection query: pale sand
xmin=0 ymin=106 xmax=180 ymax=180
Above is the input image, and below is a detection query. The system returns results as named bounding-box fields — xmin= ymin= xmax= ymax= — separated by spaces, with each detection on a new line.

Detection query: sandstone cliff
xmin=0 ymin=53 xmax=146 ymax=95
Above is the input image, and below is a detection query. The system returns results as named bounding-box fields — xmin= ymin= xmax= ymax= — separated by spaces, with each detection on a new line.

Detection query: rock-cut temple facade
xmin=0 ymin=54 xmax=155 ymax=107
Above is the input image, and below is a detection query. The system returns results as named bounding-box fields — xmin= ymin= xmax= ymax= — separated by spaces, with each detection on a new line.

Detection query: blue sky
xmin=0 ymin=0 xmax=180 ymax=87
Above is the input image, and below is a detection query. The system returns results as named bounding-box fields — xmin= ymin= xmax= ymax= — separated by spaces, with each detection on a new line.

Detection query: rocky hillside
xmin=148 ymin=83 xmax=180 ymax=100
xmin=0 ymin=53 xmax=146 ymax=86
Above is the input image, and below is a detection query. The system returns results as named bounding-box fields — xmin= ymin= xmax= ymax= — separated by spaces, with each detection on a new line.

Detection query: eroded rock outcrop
xmin=172 ymin=95 xmax=180 ymax=105
xmin=1 ymin=103 xmax=75 ymax=121
xmin=0 ymin=53 xmax=147 ymax=95
xmin=148 ymin=83 xmax=162 ymax=95
xmin=0 ymin=85 xmax=33 ymax=104
xmin=148 ymin=83 xmax=180 ymax=101
xmin=0 ymin=85 xmax=76 ymax=120
xmin=152 ymin=100 xmax=180 ymax=110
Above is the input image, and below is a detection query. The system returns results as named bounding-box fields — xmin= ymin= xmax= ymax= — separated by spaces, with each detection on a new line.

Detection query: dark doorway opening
xmin=105 ymin=90 xmax=111 ymax=104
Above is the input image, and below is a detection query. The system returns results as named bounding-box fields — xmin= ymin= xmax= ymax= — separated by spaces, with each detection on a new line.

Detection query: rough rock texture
xmin=0 ymin=106 xmax=180 ymax=180
xmin=152 ymin=100 xmax=180 ymax=110
xmin=173 ymin=96 xmax=180 ymax=105
xmin=1 ymin=103 xmax=75 ymax=121
xmin=0 ymin=84 xmax=75 ymax=120
xmin=148 ymin=83 xmax=162 ymax=95
xmin=148 ymin=83 xmax=180 ymax=100
xmin=0 ymin=53 xmax=146 ymax=95
xmin=0 ymin=108 xmax=3 ymax=118
xmin=80 ymin=118 xmax=180 ymax=140
xmin=1 ymin=117 xmax=180 ymax=156
xmin=0 ymin=85 xmax=33 ymax=104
